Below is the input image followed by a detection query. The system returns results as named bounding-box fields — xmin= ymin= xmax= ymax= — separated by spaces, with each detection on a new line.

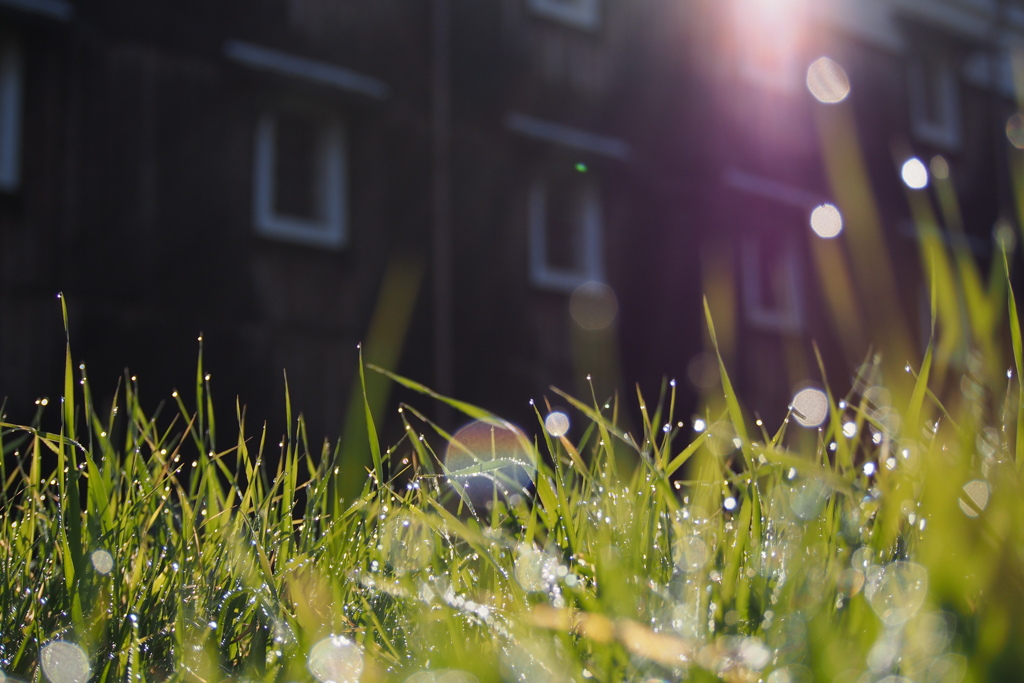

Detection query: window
xmin=741 ymin=234 xmax=803 ymax=332
xmin=526 ymin=0 xmax=602 ymax=31
xmin=252 ymin=107 xmax=347 ymax=249
xmin=907 ymin=55 xmax=961 ymax=150
xmin=0 ymin=30 xmax=23 ymax=192
xmin=528 ymin=167 xmax=603 ymax=292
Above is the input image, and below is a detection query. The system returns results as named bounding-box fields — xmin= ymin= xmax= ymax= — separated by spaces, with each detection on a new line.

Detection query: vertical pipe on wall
xmin=432 ymin=0 xmax=454 ymax=418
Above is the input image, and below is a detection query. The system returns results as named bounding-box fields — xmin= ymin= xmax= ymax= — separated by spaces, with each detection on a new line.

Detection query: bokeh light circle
xmin=672 ymin=535 xmax=709 ymax=573
xmin=405 ymin=671 xmax=479 ymax=683
xmin=380 ymin=512 xmax=434 ymax=574
xmin=514 ymin=544 xmax=559 ymax=592
xmin=90 ymin=549 xmax=113 ymax=575
xmin=901 ymin=158 xmax=929 ymax=190
xmin=865 ymin=561 xmax=928 ymax=628
xmin=806 ymin=57 xmax=850 ymax=103
xmin=544 ymin=411 xmax=570 ymax=438
xmin=791 ymin=388 xmax=828 ymax=427
xmin=308 ymin=635 xmax=364 ymax=683
xmin=958 ymin=479 xmax=990 ymax=518
xmin=444 ymin=419 xmax=536 ymax=505
xmin=40 ymin=642 xmax=90 ymax=683
xmin=809 ymin=204 xmax=843 ymax=238
xmin=570 ymin=281 xmax=618 ymax=331
xmin=1007 ymin=112 xmax=1024 ymax=149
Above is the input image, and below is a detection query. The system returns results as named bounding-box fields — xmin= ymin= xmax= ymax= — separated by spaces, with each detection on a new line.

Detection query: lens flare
xmin=791 ymin=387 xmax=829 ymax=427
xmin=958 ymin=479 xmax=990 ymax=518
xmin=514 ymin=544 xmax=560 ymax=592
xmin=405 ymin=671 xmax=480 ymax=683
xmin=806 ymin=57 xmax=850 ymax=103
xmin=901 ymin=158 xmax=928 ymax=190
xmin=444 ymin=420 xmax=536 ymax=505
xmin=1007 ymin=112 xmax=1024 ymax=149
xmin=570 ymin=281 xmax=618 ymax=331
xmin=308 ymin=635 xmax=364 ymax=683
xmin=930 ymin=155 xmax=949 ymax=180
xmin=672 ymin=535 xmax=709 ymax=573
xmin=40 ymin=642 xmax=90 ymax=683
xmin=544 ymin=411 xmax=570 ymax=438
xmin=380 ymin=512 xmax=433 ymax=574
xmin=865 ymin=561 xmax=928 ymax=628
xmin=809 ymin=204 xmax=842 ymax=239
xmin=90 ymin=549 xmax=113 ymax=575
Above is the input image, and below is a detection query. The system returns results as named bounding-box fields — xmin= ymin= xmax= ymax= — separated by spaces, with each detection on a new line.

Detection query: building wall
xmin=0 ymin=0 xmax=1020 ymax=442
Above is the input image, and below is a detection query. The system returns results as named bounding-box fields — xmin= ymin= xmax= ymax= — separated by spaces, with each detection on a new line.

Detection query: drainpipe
xmin=432 ymin=0 xmax=454 ymax=420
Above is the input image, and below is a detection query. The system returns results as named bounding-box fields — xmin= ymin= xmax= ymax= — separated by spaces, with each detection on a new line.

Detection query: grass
xmin=1 ymin=246 xmax=1023 ymax=683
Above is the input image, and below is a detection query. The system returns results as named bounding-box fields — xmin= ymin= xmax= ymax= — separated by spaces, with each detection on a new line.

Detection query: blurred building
xmin=0 ymin=0 xmax=1020 ymax=441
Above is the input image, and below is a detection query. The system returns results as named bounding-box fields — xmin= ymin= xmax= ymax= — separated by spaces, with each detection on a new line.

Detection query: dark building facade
xmin=0 ymin=0 xmax=1020 ymax=443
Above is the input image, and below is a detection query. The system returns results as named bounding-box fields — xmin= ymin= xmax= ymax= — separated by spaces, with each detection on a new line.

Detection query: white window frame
xmin=740 ymin=235 xmax=804 ymax=333
xmin=907 ymin=55 xmax=961 ymax=150
xmin=252 ymin=108 xmax=348 ymax=250
xmin=526 ymin=0 xmax=602 ymax=31
xmin=528 ymin=173 xmax=604 ymax=292
xmin=0 ymin=31 xmax=23 ymax=193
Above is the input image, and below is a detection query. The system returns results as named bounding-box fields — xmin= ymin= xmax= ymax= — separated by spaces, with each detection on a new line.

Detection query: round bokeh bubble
xmin=544 ymin=411 xmax=570 ymax=438
xmin=865 ymin=561 xmax=928 ymax=629
xmin=40 ymin=641 xmax=90 ymax=683
xmin=570 ymin=281 xmax=618 ymax=331
xmin=806 ymin=56 xmax=850 ymax=103
xmin=90 ymin=549 xmax=114 ymax=575
xmin=380 ymin=512 xmax=434 ymax=574
xmin=791 ymin=388 xmax=828 ymax=428
xmin=444 ymin=420 xmax=536 ymax=506
xmin=404 ymin=669 xmax=479 ymax=683
xmin=308 ymin=635 xmax=364 ymax=683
